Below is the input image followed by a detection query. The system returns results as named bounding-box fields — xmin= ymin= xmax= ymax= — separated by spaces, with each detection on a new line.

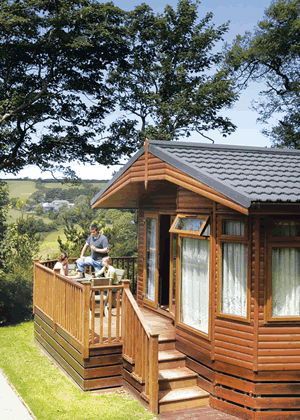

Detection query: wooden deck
xmin=91 ymin=305 xmax=175 ymax=345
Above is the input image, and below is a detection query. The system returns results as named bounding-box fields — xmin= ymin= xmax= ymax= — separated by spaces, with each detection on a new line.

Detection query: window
xmin=179 ymin=237 xmax=210 ymax=334
xmin=145 ymin=216 xmax=158 ymax=302
xmin=267 ymin=218 xmax=300 ymax=321
xmin=170 ymin=214 xmax=209 ymax=236
xmin=218 ymin=218 xmax=249 ymax=320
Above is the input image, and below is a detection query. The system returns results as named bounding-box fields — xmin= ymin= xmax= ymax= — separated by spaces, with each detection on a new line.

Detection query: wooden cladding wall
xmin=177 ymin=187 xmax=214 ymax=213
xmin=136 ymin=210 xmax=145 ymax=307
xmin=139 ymin=183 xmax=177 ymax=212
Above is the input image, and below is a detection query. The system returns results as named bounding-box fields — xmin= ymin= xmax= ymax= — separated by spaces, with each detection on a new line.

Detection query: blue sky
xmin=2 ymin=0 xmax=274 ymax=180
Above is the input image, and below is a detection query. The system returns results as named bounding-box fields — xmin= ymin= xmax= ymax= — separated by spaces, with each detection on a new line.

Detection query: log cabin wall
xmin=136 ymin=184 xmax=300 ymax=418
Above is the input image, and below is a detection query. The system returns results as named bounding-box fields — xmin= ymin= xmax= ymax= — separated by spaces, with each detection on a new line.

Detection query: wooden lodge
xmin=34 ymin=140 xmax=300 ymax=419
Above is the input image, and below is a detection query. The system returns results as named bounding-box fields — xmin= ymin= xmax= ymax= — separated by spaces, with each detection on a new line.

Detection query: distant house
xmin=41 ymin=200 xmax=73 ymax=212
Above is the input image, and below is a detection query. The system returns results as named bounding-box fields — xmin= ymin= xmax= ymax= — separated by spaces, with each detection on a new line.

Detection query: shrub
xmin=0 ymin=274 xmax=33 ymax=325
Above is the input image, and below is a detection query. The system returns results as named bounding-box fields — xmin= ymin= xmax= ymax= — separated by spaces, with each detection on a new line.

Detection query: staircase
xmin=157 ymin=338 xmax=210 ymax=413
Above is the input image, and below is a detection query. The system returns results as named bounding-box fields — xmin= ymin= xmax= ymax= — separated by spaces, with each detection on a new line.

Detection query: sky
xmin=1 ymin=0 xmax=274 ymax=181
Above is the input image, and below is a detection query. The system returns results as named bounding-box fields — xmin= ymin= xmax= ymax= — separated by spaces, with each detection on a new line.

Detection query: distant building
xmin=41 ymin=200 xmax=73 ymax=212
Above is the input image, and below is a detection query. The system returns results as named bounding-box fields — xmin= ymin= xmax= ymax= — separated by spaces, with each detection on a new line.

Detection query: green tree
xmin=105 ymin=0 xmax=237 ymax=148
xmin=0 ymin=0 xmax=128 ymax=176
xmin=101 ymin=210 xmax=137 ymax=257
xmin=0 ymin=181 xmax=10 ymax=265
xmin=224 ymin=0 xmax=300 ymax=148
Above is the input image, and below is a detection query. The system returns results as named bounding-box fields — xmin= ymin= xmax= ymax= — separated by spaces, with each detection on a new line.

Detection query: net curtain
xmin=180 ymin=237 xmax=210 ymax=334
xmin=272 ymin=247 xmax=300 ymax=317
xmin=221 ymin=220 xmax=247 ymax=318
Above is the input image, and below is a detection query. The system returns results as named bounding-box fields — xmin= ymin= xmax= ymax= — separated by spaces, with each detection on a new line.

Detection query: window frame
xmin=170 ymin=213 xmax=210 ymax=236
xmin=176 ymin=233 xmax=211 ymax=339
xmin=266 ymin=225 xmax=300 ymax=323
xmin=217 ymin=216 xmax=251 ymax=323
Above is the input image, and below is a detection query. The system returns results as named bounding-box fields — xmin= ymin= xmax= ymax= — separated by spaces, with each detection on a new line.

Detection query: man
xmin=74 ymin=223 xmax=109 ymax=278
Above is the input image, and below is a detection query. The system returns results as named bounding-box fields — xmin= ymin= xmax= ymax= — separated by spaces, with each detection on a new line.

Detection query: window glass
xmin=174 ymin=217 xmax=205 ymax=232
xmin=223 ymin=220 xmax=245 ymax=236
xmin=221 ymin=242 xmax=248 ymax=318
xmin=272 ymin=247 xmax=300 ymax=317
xmin=272 ymin=221 xmax=300 ymax=237
xmin=146 ymin=218 xmax=156 ymax=301
xmin=180 ymin=237 xmax=210 ymax=334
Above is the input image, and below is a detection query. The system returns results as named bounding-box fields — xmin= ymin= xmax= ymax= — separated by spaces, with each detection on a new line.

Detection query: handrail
xmin=122 ymin=283 xmax=159 ymax=413
xmin=33 ymin=262 xmax=90 ymax=358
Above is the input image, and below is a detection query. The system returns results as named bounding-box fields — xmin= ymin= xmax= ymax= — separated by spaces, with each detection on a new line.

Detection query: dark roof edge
xmin=149 ymin=143 xmax=252 ymax=208
xmin=149 ymin=139 xmax=300 ymax=155
xmin=90 ymin=147 xmax=145 ymax=206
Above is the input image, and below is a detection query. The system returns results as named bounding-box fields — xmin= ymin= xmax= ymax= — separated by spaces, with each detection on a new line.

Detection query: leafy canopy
xmin=1 ymin=0 xmax=238 ymax=177
xmin=224 ymin=0 xmax=300 ymax=148
xmin=0 ymin=0 xmax=128 ymax=176
xmin=105 ymin=0 xmax=238 ymax=148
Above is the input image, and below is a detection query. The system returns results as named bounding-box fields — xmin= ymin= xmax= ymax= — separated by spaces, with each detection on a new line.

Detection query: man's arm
xmin=90 ymin=246 xmax=109 ymax=254
xmin=80 ymin=243 xmax=89 ymax=259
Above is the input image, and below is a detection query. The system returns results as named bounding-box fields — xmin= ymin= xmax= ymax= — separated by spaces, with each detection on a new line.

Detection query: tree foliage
xmin=224 ymin=0 xmax=300 ymax=148
xmin=1 ymin=0 xmax=238 ymax=177
xmin=0 ymin=0 xmax=128 ymax=175
xmin=105 ymin=0 xmax=237 ymax=148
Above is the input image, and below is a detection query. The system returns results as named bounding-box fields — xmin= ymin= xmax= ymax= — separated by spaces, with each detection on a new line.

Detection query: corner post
xmin=33 ymin=259 xmax=39 ymax=315
xmin=149 ymin=333 xmax=159 ymax=414
xmin=81 ymin=280 xmax=91 ymax=359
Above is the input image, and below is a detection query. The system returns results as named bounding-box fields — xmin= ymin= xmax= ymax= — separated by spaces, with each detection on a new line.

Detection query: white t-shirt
xmin=54 ymin=261 xmax=66 ymax=275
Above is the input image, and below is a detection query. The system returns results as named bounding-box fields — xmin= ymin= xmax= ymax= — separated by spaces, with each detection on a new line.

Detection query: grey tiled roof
xmin=151 ymin=141 xmax=300 ymax=206
xmin=91 ymin=140 xmax=300 ymax=208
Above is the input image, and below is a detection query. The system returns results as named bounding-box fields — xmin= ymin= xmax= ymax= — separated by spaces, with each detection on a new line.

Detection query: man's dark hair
xmin=90 ymin=223 xmax=99 ymax=232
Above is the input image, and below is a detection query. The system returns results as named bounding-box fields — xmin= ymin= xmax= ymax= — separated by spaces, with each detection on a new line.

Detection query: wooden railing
xmin=89 ymin=284 xmax=124 ymax=347
xmin=122 ymin=283 xmax=159 ymax=413
xmin=33 ymin=261 xmax=125 ymax=358
xmin=33 ymin=262 xmax=90 ymax=358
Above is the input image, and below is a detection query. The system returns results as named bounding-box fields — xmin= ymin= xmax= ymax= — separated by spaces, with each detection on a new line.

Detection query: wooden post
xmin=148 ymin=333 xmax=159 ymax=414
xmin=81 ymin=280 xmax=91 ymax=359
xmin=33 ymin=259 xmax=39 ymax=315
xmin=53 ymin=268 xmax=61 ymax=333
xmin=121 ymin=279 xmax=130 ymax=289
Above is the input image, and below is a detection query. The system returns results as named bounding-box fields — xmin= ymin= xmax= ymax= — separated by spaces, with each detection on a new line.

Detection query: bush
xmin=0 ymin=274 xmax=33 ymax=325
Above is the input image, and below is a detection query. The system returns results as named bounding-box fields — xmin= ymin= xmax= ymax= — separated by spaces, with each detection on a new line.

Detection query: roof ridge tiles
xmin=149 ymin=139 xmax=300 ymax=155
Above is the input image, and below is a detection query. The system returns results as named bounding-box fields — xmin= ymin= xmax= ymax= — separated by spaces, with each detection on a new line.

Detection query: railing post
xmin=121 ymin=279 xmax=130 ymax=290
xmin=81 ymin=280 xmax=91 ymax=359
xmin=33 ymin=259 xmax=39 ymax=314
xmin=53 ymin=268 xmax=60 ymax=333
xmin=149 ymin=333 xmax=159 ymax=414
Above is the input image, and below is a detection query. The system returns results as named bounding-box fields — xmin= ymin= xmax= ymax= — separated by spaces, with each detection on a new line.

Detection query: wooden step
xmin=158 ymin=338 xmax=175 ymax=351
xmin=158 ymin=349 xmax=186 ymax=369
xmin=158 ymin=367 xmax=197 ymax=390
xmin=158 ymin=386 xmax=210 ymax=413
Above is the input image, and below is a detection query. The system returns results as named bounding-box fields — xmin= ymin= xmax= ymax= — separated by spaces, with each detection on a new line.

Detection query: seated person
xmin=95 ymin=257 xmax=118 ymax=285
xmin=54 ymin=252 xmax=69 ymax=276
xmin=73 ymin=223 xmax=109 ymax=279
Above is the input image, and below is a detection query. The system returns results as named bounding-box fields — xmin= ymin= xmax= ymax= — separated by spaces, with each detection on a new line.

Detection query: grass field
xmin=6 ymin=180 xmax=38 ymax=198
xmin=38 ymin=228 xmax=66 ymax=260
xmin=0 ymin=322 xmax=156 ymax=420
xmin=4 ymin=179 xmax=106 ymax=199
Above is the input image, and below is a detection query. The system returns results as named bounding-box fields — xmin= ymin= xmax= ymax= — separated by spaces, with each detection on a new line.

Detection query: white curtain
xmin=180 ymin=238 xmax=210 ymax=334
xmin=272 ymin=247 xmax=300 ymax=317
xmin=223 ymin=220 xmax=245 ymax=236
xmin=221 ymin=243 xmax=248 ymax=317
xmin=146 ymin=218 xmax=156 ymax=301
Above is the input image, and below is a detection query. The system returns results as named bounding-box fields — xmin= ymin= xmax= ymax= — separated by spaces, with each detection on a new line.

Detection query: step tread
xmin=159 ymin=386 xmax=209 ymax=404
xmin=158 ymin=349 xmax=186 ymax=362
xmin=158 ymin=367 xmax=197 ymax=381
